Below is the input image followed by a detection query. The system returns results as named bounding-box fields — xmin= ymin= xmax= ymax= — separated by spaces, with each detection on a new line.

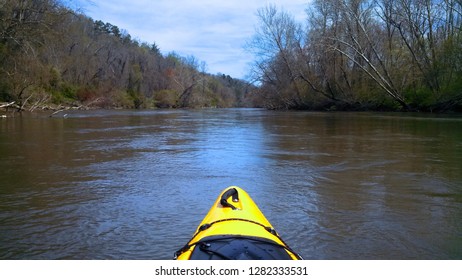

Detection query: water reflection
xmin=0 ymin=110 xmax=461 ymax=259
xmin=258 ymin=112 xmax=462 ymax=259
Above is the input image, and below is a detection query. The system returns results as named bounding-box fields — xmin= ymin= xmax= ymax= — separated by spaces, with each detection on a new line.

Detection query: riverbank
xmin=0 ymin=100 xmax=104 ymax=117
xmin=2 ymin=97 xmax=462 ymax=116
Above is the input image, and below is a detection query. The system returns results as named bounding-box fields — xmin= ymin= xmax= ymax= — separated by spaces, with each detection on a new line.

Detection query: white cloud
xmin=74 ymin=0 xmax=310 ymax=79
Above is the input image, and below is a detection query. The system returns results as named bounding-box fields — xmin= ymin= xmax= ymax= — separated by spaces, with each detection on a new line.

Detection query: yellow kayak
xmin=175 ymin=186 xmax=302 ymax=260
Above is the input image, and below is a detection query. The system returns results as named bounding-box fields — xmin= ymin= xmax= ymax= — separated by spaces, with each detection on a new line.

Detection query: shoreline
xmin=2 ymin=106 xmax=462 ymax=116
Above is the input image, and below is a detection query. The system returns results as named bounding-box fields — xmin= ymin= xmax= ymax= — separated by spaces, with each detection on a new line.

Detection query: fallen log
xmin=0 ymin=101 xmax=16 ymax=109
xmin=49 ymin=104 xmax=86 ymax=117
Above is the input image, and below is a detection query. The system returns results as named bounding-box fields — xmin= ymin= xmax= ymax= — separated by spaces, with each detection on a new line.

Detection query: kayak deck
xmin=175 ymin=186 xmax=301 ymax=260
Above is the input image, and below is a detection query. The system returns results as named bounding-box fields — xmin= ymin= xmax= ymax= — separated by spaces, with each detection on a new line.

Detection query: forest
xmin=247 ymin=0 xmax=462 ymax=112
xmin=1 ymin=0 xmax=462 ymax=112
xmin=0 ymin=0 xmax=255 ymax=111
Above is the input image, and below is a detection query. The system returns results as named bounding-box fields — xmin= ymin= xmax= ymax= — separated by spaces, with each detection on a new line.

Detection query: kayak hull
xmin=175 ymin=186 xmax=301 ymax=260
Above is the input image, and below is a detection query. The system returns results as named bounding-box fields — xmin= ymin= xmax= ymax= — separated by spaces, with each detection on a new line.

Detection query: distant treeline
xmin=0 ymin=0 xmax=255 ymax=111
xmin=247 ymin=1 xmax=462 ymax=112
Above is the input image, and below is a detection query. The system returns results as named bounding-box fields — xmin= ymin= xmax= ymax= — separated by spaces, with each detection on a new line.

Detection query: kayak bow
xmin=175 ymin=186 xmax=301 ymax=260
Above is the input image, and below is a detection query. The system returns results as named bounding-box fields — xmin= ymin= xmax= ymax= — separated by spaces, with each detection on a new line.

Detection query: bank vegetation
xmin=0 ymin=0 xmax=255 ymax=112
xmin=247 ymin=0 xmax=462 ymax=112
xmin=2 ymin=1 xmax=462 ymax=113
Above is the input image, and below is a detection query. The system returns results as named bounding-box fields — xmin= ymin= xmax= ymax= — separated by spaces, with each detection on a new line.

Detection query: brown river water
xmin=0 ymin=109 xmax=461 ymax=259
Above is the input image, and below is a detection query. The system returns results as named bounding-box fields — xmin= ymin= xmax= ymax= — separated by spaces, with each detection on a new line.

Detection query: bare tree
xmin=246 ymin=5 xmax=306 ymax=108
xmin=321 ymin=0 xmax=409 ymax=109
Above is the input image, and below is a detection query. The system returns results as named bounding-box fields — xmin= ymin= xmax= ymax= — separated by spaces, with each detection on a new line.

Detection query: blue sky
xmin=70 ymin=0 xmax=310 ymax=80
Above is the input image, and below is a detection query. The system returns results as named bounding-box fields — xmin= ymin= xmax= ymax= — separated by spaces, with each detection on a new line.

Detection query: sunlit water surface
xmin=1 ymin=109 xmax=461 ymax=259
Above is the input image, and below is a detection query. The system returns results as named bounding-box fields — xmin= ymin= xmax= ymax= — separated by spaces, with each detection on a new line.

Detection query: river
xmin=0 ymin=109 xmax=461 ymax=259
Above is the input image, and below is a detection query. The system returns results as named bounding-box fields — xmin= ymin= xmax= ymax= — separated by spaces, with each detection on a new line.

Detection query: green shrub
xmin=153 ymin=89 xmax=178 ymax=108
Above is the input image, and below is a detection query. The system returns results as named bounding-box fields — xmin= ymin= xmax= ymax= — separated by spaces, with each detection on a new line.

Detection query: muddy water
xmin=0 ymin=109 xmax=461 ymax=259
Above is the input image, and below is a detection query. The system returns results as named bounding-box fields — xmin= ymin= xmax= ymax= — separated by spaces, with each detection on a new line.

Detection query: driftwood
xmin=1 ymin=98 xmax=104 ymax=116
xmin=0 ymin=101 xmax=18 ymax=109
xmin=49 ymin=106 xmax=81 ymax=117
xmin=49 ymin=98 xmax=103 ymax=117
